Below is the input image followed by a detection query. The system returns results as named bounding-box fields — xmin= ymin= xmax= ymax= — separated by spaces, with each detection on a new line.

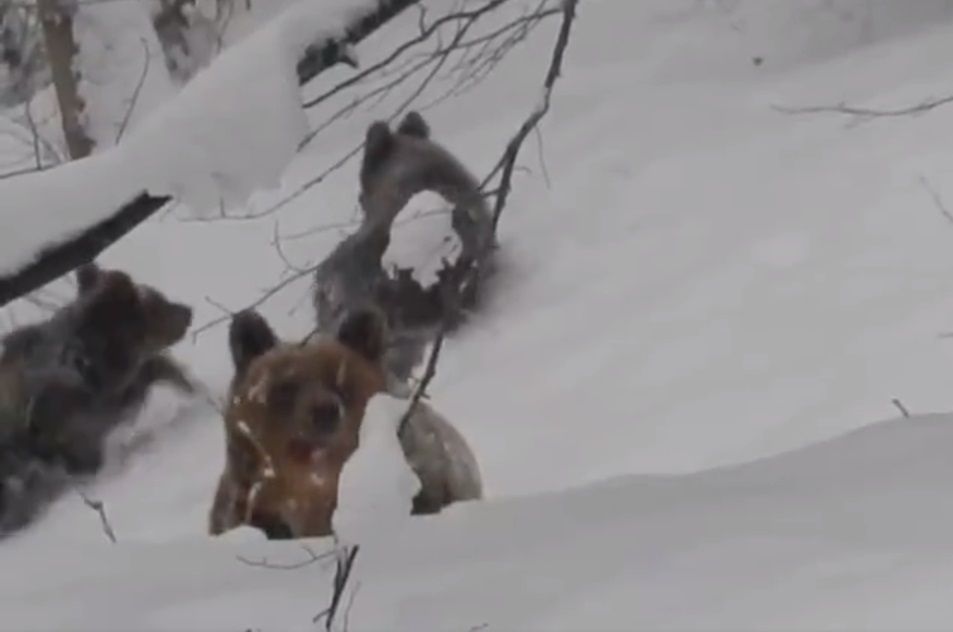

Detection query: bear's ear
xmin=336 ymin=307 xmax=386 ymax=362
xmin=229 ymin=309 xmax=278 ymax=378
xmin=76 ymin=269 xmax=146 ymax=342
xmin=361 ymin=121 xmax=395 ymax=184
xmin=76 ymin=262 xmax=102 ymax=295
xmin=89 ymin=270 xmax=141 ymax=317
xmin=396 ymin=111 xmax=430 ymax=139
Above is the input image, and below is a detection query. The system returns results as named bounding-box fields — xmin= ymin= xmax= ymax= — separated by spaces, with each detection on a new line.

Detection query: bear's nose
xmin=310 ymin=401 xmax=340 ymax=434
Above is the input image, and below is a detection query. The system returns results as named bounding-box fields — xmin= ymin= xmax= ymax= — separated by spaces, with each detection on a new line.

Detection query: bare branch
xmin=487 ymin=0 xmax=578 ymax=231
xmin=398 ymin=325 xmax=445 ymax=437
xmin=303 ymin=0 xmax=512 ymax=110
xmin=313 ymin=544 xmax=361 ymax=632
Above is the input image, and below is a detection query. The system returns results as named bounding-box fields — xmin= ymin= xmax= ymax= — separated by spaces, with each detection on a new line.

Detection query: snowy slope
xmin=2 ymin=413 xmax=953 ymax=631
xmin=5 ymin=0 xmax=953 ymax=629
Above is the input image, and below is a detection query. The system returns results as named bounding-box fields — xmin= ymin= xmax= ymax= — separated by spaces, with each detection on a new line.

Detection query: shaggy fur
xmin=0 ymin=263 xmax=194 ymax=535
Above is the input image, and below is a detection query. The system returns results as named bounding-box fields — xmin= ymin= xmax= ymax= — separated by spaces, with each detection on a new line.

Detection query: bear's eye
xmin=269 ymin=380 xmax=299 ymax=412
xmin=310 ymin=401 xmax=340 ymax=434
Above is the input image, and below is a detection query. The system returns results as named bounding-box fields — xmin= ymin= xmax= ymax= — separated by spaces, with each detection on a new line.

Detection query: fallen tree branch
xmin=237 ymin=544 xmax=336 ymax=570
xmin=0 ymin=0 xmax=421 ymax=309
xmin=772 ymin=94 xmax=953 ymax=121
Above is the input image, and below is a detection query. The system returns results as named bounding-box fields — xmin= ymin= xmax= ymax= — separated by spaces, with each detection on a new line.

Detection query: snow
xmin=3 ymin=414 xmax=953 ymax=630
xmin=6 ymin=0 xmax=953 ymax=629
xmin=332 ymin=394 xmax=422 ymax=546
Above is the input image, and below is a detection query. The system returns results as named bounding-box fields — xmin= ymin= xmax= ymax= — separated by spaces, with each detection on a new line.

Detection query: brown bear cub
xmin=0 ymin=263 xmax=194 ymax=535
xmin=209 ymin=307 xmax=482 ymax=540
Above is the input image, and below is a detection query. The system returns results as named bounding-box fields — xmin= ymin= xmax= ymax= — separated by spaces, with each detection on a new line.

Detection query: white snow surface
xmin=6 ymin=0 xmax=953 ymax=629
xmin=3 ymin=414 xmax=953 ymax=631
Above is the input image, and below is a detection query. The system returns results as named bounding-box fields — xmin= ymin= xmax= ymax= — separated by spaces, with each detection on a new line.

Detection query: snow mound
xmin=332 ymin=394 xmax=421 ymax=546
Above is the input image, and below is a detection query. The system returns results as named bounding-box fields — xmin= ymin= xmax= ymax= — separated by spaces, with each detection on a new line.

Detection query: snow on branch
xmin=0 ymin=0 xmax=420 ymax=308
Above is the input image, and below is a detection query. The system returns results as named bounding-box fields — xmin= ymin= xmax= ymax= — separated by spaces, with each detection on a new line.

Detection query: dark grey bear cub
xmin=0 ymin=263 xmax=194 ymax=536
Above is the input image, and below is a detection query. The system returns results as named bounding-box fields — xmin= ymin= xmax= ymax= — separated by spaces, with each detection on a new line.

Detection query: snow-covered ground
xmin=5 ymin=413 xmax=953 ymax=630
xmin=5 ymin=0 xmax=953 ymax=629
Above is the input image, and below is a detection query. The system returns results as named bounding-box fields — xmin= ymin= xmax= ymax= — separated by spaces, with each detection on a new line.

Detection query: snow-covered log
xmin=0 ymin=0 xmax=419 ymax=308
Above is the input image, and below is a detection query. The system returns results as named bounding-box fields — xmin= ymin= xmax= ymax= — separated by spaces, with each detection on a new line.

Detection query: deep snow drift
xmin=2 ymin=413 xmax=953 ymax=631
xmin=4 ymin=0 xmax=953 ymax=629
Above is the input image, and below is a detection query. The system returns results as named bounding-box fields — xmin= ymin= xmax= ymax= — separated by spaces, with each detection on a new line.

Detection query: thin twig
xmin=304 ymin=0 xmax=511 ymax=110
xmin=191 ymin=263 xmax=319 ymax=339
xmin=244 ymin=0 xmax=554 ymax=223
xmin=892 ymin=398 xmax=911 ymax=419
xmin=237 ymin=544 xmax=337 ymax=570
xmin=0 ymin=164 xmax=43 ymax=181
xmin=772 ymin=94 xmax=953 ymax=120
xmin=23 ymin=96 xmax=42 ymax=170
xmin=77 ymin=489 xmax=117 ymax=543
xmin=918 ymin=175 xmax=953 ymax=225
xmin=314 ymin=544 xmax=361 ymax=632
xmin=115 ymin=37 xmax=152 ymax=144
xmin=488 ymin=0 xmax=577 ymax=231
xmin=398 ymin=326 xmax=445 ymax=437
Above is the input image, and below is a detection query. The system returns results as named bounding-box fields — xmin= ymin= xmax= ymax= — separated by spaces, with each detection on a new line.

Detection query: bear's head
xmin=222 ymin=307 xmax=388 ymax=537
xmin=68 ymin=262 xmax=192 ymax=392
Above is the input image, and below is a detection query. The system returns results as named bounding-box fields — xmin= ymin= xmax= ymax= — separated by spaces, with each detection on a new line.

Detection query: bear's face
xmin=70 ymin=263 xmax=192 ymax=391
xmin=222 ymin=309 xmax=388 ymax=536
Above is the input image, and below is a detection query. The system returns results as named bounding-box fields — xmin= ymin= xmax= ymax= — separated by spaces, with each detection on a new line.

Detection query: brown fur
xmin=209 ymin=308 xmax=481 ymax=539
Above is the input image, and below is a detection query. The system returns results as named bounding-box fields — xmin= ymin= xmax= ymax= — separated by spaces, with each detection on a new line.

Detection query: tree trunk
xmin=36 ymin=0 xmax=93 ymax=160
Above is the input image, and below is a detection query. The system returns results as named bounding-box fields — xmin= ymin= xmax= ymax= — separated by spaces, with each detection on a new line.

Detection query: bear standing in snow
xmin=208 ymin=307 xmax=482 ymax=540
xmin=313 ymin=111 xmax=496 ymax=382
xmin=0 ymin=262 xmax=194 ymax=535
